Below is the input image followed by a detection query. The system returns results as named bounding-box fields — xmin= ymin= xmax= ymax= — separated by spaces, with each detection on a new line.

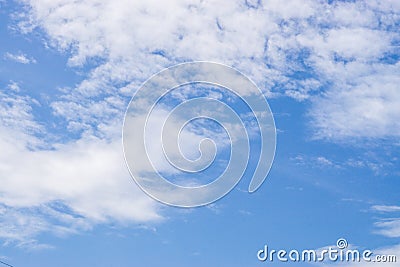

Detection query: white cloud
xmin=7 ymin=81 xmax=21 ymax=92
xmin=0 ymin=89 xmax=43 ymax=143
xmin=326 ymin=204 xmax=400 ymax=266
xmin=16 ymin=0 xmax=399 ymax=141
xmin=310 ymin=63 xmax=400 ymax=140
xmin=290 ymin=154 xmax=339 ymax=169
xmin=264 ymin=0 xmax=315 ymax=19
xmin=372 ymin=205 xmax=400 ymax=213
xmin=3 ymin=0 xmax=398 ymax=245
xmin=371 ymin=204 xmax=400 ymax=238
xmin=374 ymin=219 xmax=400 ymax=238
xmin=0 ymin=128 xmax=163 ymax=245
xmin=0 ymin=133 xmax=161 ymax=221
xmin=316 ymin=156 xmax=334 ymax=166
xmin=0 ymin=88 xmax=162 ymax=246
xmin=4 ymin=52 xmax=36 ymax=64
xmin=299 ymin=28 xmax=392 ymax=62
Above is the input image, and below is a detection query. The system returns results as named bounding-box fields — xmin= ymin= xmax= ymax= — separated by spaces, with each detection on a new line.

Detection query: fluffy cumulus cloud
xmin=1 ymin=0 xmax=398 ymax=245
xmin=0 ymin=88 xmax=161 ymax=246
xmin=17 ymin=0 xmax=399 ymax=140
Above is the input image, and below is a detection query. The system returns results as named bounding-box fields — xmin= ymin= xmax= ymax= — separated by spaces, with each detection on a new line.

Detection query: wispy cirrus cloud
xmin=372 ymin=205 xmax=400 ymax=213
xmin=342 ymin=203 xmax=400 ymax=266
xmin=372 ymin=204 xmax=400 ymax=238
xmin=329 ymin=204 xmax=400 ymax=267
xmin=374 ymin=219 xmax=400 ymax=238
xmin=4 ymin=52 xmax=36 ymax=64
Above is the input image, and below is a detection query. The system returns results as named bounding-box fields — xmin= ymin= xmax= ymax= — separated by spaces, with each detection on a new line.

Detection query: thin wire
xmin=0 ymin=260 xmax=14 ymax=267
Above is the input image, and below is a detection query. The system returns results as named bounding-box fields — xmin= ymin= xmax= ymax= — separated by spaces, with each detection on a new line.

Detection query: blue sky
xmin=0 ymin=0 xmax=400 ymax=266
